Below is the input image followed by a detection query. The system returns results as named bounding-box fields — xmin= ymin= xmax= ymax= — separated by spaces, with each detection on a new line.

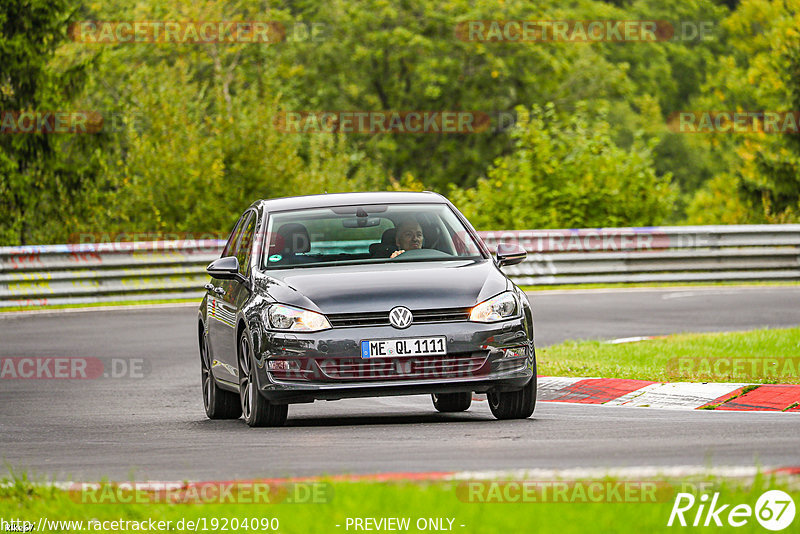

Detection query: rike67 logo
xmin=668 ymin=490 xmax=795 ymax=530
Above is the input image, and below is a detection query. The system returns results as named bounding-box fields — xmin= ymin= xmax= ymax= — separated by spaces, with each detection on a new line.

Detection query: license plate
xmin=360 ymin=337 xmax=447 ymax=358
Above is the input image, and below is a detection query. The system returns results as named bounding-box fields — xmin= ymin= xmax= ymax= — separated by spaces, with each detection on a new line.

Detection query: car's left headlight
xmin=265 ymin=304 xmax=331 ymax=332
xmin=469 ymin=291 xmax=519 ymax=322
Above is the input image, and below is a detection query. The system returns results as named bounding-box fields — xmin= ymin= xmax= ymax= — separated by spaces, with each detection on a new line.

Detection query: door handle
xmin=213 ymin=287 xmax=226 ymax=296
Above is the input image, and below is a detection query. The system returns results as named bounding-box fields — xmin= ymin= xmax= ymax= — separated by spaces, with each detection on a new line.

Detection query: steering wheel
xmin=390 ymin=248 xmax=451 ymax=260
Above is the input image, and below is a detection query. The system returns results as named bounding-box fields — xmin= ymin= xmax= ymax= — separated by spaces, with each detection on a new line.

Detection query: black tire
xmin=431 ymin=392 xmax=472 ymax=412
xmin=200 ymin=330 xmax=242 ymax=419
xmin=488 ymin=375 xmax=537 ymax=420
xmin=238 ymin=331 xmax=288 ymax=427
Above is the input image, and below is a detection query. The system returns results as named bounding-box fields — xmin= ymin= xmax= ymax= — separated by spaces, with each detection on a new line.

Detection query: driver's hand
xmin=390 ymin=250 xmax=405 ymax=259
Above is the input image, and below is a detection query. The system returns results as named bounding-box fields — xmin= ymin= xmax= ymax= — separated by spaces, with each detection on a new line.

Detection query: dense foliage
xmin=1 ymin=0 xmax=798 ymax=244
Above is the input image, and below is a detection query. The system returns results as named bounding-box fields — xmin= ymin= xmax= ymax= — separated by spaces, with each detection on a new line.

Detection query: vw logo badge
xmin=389 ymin=306 xmax=413 ymax=329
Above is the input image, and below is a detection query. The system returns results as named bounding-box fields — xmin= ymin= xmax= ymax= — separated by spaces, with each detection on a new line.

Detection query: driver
xmin=390 ymin=218 xmax=424 ymax=258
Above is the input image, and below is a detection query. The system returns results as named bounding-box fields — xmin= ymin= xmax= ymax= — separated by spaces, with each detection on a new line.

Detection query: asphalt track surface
xmin=1 ymin=286 xmax=799 ymax=481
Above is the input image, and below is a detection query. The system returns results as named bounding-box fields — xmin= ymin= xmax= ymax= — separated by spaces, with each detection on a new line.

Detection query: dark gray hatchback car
xmin=198 ymin=191 xmax=535 ymax=426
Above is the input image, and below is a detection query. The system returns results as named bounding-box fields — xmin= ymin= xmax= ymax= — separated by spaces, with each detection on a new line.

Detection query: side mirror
xmin=207 ymin=256 xmax=246 ymax=283
xmin=496 ymin=242 xmax=527 ymax=267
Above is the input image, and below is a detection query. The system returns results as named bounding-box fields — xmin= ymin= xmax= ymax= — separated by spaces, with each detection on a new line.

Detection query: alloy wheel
xmin=239 ymin=335 xmax=253 ymax=421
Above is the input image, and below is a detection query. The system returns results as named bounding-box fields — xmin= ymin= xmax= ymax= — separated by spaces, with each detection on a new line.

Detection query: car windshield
xmin=261 ymin=203 xmax=485 ymax=269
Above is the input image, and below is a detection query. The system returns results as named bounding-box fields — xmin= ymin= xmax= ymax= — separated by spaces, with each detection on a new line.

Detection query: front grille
xmin=327 ymin=311 xmax=390 ymax=328
xmin=317 ymin=352 xmax=488 ymax=381
xmin=327 ymin=307 xmax=471 ymax=328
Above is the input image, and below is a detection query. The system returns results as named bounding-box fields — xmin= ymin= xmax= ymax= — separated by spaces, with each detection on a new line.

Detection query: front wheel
xmin=431 ymin=392 xmax=472 ymax=412
xmin=239 ymin=331 xmax=288 ymax=427
xmin=200 ymin=332 xmax=241 ymax=420
xmin=488 ymin=376 xmax=537 ymax=420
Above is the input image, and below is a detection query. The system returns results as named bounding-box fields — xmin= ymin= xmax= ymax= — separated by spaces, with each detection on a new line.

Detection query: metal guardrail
xmin=479 ymin=225 xmax=800 ymax=286
xmin=1 ymin=225 xmax=799 ymax=308
xmin=0 ymin=241 xmax=223 ymax=308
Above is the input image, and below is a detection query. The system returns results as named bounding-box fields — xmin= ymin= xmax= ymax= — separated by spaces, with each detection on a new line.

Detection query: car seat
xmin=369 ymin=228 xmax=397 ymax=258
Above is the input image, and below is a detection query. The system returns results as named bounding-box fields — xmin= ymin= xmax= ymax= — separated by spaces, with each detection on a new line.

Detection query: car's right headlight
xmin=265 ymin=304 xmax=331 ymax=332
xmin=469 ymin=292 xmax=519 ymax=322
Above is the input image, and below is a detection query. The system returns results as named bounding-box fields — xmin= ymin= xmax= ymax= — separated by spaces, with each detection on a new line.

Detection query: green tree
xmin=449 ymin=104 xmax=675 ymax=229
xmin=273 ymin=0 xmax=641 ymax=190
xmin=4 ymin=0 xmax=780 ymax=243
xmin=0 ymin=0 xmax=99 ymax=244
xmin=71 ymin=0 xmax=380 ymax=237
xmin=686 ymin=0 xmax=800 ymax=223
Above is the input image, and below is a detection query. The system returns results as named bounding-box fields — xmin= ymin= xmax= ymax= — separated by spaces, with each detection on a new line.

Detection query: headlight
xmin=469 ymin=292 xmax=519 ymax=322
xmin=265 ymin=304 xmax=331 ymax=332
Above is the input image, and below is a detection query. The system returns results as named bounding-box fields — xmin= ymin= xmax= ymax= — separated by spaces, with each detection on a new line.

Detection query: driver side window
xmin=235 ymin=213 xmax=257 ymax=276
xmin=221 ymin=216 xmax=246 ymax=258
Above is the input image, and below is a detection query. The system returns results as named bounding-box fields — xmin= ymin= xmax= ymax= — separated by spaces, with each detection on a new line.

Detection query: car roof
xmin=249 ymin=191 xmax=448 ymax=212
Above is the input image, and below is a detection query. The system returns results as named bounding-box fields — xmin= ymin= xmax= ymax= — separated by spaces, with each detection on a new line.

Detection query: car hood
xmin=256 ymin=259 xmax=510 ymax=314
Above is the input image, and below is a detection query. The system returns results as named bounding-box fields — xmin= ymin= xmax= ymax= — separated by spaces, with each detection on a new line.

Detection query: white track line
xmin=604 ymin=336 xmax=657 ymax=344
xmin=0 ymin=301 xmax=197 ymax=318
xmin=447 ymin=465 xmax=767 ymax=481
xmin=528 ymin=285 xmax=800 ymax=296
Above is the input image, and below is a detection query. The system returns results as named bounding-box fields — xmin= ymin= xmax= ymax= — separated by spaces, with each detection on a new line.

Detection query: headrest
xmin=272 ymin=223 xmax=311 ymax=254
xmin=381 ymin=228 xmax=397 ymax=246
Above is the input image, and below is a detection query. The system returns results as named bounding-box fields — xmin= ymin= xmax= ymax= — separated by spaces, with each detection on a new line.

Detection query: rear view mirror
xmin=330 ymin=205 xmax=388 ymax=214
xmin=496 ymin=242 xmax=527 ymax=267
xmin=342 ymin=217 xmax=382 ymax=228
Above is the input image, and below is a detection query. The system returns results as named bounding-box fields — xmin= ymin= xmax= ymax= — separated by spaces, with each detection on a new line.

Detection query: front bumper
xmin=251 ymin=317 xmax=534 ymax=403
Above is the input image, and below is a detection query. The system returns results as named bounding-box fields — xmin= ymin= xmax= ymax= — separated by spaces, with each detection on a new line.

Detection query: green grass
xmin=539 ymin=327 xmax=800 ymax=383
xmin=1 ymin=473 xmax=797 ymax=533
xmin=0 ymin=298 xmax=198 ymax=313
xmin=522 ymin=280 xmax=800 ymax=291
